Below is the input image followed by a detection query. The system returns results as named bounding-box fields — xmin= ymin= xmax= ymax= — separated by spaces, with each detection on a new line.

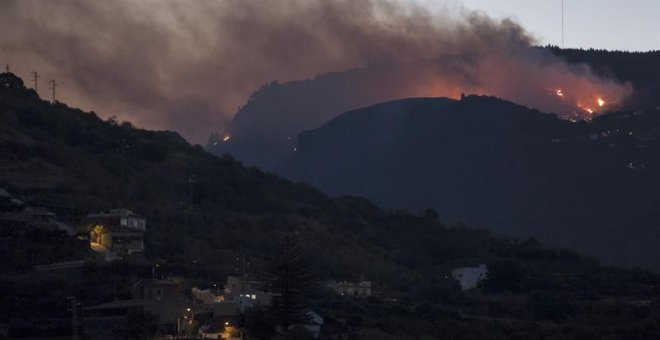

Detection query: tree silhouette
xmin=270 ymin=233 xmax=316 ymax=330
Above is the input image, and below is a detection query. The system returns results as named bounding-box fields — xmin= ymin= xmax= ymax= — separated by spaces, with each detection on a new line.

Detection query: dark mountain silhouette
xmin=283 ymin=95 xmax=660 ymax=270
xmin=212 ymin=61 xmax=453 ymax=169
xmin=209 ymin=48 xmax=660 ymax=170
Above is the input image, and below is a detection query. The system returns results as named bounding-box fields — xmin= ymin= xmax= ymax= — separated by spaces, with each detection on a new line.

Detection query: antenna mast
xmin=561 ymin=0 xmax=565 ymax=48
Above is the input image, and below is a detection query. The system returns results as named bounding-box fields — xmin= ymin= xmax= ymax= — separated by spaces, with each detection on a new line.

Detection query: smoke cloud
xmin=0 ymin=0 xmax=631 ymax=143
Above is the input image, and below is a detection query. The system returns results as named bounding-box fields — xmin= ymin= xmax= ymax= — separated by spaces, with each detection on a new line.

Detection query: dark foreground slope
xmin=4 ymin=73 xmax=660 ymax=338
xmin=284 ymin=95 xmax=660 ymax=270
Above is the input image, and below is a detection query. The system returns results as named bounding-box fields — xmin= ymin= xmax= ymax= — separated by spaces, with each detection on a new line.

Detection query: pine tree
xmin=270 ymin=233 xmax=316 ymax=330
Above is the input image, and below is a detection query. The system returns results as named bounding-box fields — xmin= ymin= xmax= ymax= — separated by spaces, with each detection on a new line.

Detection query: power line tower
xmin=49 ymin=79 xmax=57 ymax=102
xmin=30 ymin=71 xmax=40 ymax=93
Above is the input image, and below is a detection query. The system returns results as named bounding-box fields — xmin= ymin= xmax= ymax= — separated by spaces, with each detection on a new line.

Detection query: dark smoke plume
xmin=0 ymin=0 xmax=630 ymax=143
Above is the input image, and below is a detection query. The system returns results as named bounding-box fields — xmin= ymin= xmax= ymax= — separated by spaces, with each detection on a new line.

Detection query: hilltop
xmin=210 ymin=48 xmax=660 ymax=171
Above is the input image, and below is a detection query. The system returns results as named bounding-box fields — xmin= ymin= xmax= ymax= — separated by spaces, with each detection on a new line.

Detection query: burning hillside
xmin=228 ymin=47 xmax=632 ymax=155
xmin=395 ymin=49 xmax=632 ymax=123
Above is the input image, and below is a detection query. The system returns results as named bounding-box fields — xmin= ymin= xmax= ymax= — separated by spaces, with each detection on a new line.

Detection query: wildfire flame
xmin=223 ymin=136 xmax=231 ymax=142
xmin=551 ymin=87 xmax=614 ymax=119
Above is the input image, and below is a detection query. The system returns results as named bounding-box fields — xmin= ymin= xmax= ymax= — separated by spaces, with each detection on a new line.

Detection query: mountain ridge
xmin=283 ymin=94 xmax=660 ymax=270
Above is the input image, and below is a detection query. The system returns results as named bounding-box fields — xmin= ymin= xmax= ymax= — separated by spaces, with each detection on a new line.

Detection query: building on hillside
xmin=223 ymin=275 xmax=273 ymax=310
xmin=83 ymin=209 xmax=146 ymax=231
xmin=131 ymin=278 xmax=183 ymax=302
xmin=192 ymin=284 xmax=243 ymax=339
xmin=196 ymin=302 xmax=242 ymax=339
xmin=328 ymin=280 xmax=372 ymax=297
xmin=192 ymin=287 xmax=224 ymax=304
xmin=451 ymin=264 xmax=488 ymax=290
xmin=81 ymin=209 xmax=146 ymax=258
xmin=83 ymin=278 xmax=187 ymax=337
xmin=0 ymin=189 xmax=76 ymax=237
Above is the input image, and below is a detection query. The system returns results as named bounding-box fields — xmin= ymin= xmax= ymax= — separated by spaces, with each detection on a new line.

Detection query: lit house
xmin=451 ymin=264 xmax=488 ymax=290
xmin=81 ymin=209 xmax=146 ymax=258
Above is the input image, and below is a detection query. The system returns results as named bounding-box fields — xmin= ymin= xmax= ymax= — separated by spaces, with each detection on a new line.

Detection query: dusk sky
xmin=1 ymin=0 xmax=656 ymax=143
xmin=414 ymin=0 xmax=660 ymax=51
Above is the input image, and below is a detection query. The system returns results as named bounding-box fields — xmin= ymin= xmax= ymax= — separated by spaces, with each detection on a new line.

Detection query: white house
xmin=451 ymin=264 xmax=488 ymax=290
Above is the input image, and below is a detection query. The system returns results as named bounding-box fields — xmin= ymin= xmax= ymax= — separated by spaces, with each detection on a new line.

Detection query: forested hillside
xmin=284 ymin=94 xmax=660 ymax=271
xmin=4 ymin=72 xmax=660 ymax=338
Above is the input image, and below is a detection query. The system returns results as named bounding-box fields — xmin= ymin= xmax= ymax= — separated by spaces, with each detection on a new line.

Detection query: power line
xmin=30 ymin=71 xmax=40 ymax=93
xmin=49 ymin=79 xmax=57 ymax=102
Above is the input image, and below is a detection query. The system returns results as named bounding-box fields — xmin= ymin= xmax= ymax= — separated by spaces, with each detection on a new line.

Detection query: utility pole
xmin=49 ymin=79 xmax=57 ymax=102
xmin=4 ymin=64 xmax=8 ymax=72
xmin=67 ymin=296 xmax=79 ymax=340
xmin=30 ymin=71 xmax=40 ymax=93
